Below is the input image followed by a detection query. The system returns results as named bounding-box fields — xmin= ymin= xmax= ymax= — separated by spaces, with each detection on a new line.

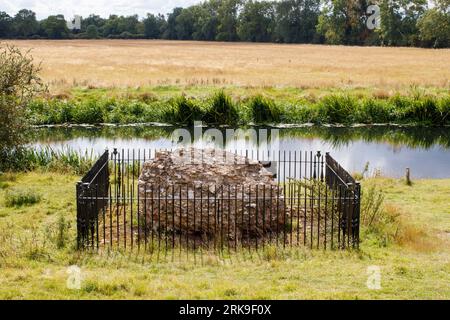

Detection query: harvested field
xmin=6 ymin=40 xmax=450 ymax=91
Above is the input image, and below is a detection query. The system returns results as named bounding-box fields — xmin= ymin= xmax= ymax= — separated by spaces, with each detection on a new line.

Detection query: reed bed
xmin=28 ymin=91 xmax=450 ymax=126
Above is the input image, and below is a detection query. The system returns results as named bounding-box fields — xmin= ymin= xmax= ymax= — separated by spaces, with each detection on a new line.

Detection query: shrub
xmin=0 ymin=45 xmax=44 ymax=168
xmin=203 ymin=91 xmax=239 ymax=125
xmin=4 ymin=188 xmax=42 ymax=207
xmin=250 ymin=95 xmax=281 ymax=123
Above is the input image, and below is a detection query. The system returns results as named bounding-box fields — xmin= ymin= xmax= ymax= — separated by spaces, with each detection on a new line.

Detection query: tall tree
xmin=102 ymin=15 xmax=141 ymax=37
xmin=317 ymin=0 xmax=371 ymax=45
xmin=192 ymin=1 xmax=220 ymax=41
xmin=81 ymin=14 xmax=105 ymax=33
xmin=175 ymin=8 xmax=196 ymax=40
xmin=377 ymin=0 xmax=427 ymax=46
xmin=40 ymin=15 xmax=69 ymax=39
xmin=86 ymin=25 xmax=99 ymax=39
xmin=275 ymin=0 xmax=320 ymax=43
xmin=163 ymin=7 xmax=184 ymax=39
xmin=0 ymin=12 xmax=13 ymax=37
xmin=238 ymin=0 xmax=276 ymax=42
xmin=216 ymin=0 xmax=242 ymax=41
xmin=13 ymin=9 xmax=39 ymax=37
xmin=417 ymin=7 xmax=450 ymax=47
xmin=143 ymin=13 xmax=166 ymax=39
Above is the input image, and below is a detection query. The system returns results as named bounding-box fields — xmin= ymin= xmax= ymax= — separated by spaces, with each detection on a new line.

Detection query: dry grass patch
xmin=5 ymin=40 xmax=450 ymax=92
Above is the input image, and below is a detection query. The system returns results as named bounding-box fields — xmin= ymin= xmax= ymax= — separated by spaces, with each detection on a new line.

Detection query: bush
xmin=250 ymin=95 xmax=281 ymax=124
xmin=4 ymin=188 xmax=41 ymax=207
xmin=0 ymin=45 xmax=44 ymax=168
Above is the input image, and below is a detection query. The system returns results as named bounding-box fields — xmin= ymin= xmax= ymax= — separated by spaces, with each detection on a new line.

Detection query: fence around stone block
xmin=76 ymin=148 xmax=360 ymax=253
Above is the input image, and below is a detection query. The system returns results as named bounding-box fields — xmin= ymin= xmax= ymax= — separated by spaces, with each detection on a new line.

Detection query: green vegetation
xmin=250 ymin=95 xmax=281 ymax=124
xmin=0 ymin=45 xmax=44 ymax=170
xmin=0 ymin=147 xmax=95 ymax=173
xmin=4 ymin=188 xmax=41 ymax=207
xmin=1 ymin=1 xmax=448 ymax=48
xmin=27 ymin=88 xmax=450 ymax=126
xmin=204 ymin=91 xmax=239 ymax=125
xmin=0 ymin=171 xmax=448 ymax=299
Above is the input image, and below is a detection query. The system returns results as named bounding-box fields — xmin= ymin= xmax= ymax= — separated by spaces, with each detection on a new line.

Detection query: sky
xmin=1 ymin=0 xmax=436 ymax=20
xmin=0 ymin=0 xmax=204 ymax=20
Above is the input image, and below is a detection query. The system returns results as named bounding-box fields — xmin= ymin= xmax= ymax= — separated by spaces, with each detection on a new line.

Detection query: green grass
xmin=250 ymin=95 xmax=281 ymax=124
xmin=0 ymin=147 xmax=96 ymax=173
xmin=4 ymin=188 xmax=41 ymax=207
xmin=28 ymin=86 xmax=450 ymax=126
xmin=0 ymin=171 xmax=448 ymax=299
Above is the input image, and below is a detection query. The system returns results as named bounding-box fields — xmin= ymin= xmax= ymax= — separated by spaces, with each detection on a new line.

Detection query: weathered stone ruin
xmin=138 ymin=148 xmax=289 ymax=240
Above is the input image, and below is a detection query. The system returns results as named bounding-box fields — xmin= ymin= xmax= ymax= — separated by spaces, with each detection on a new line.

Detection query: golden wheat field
xmin=6 ymin=40 xmax=450 ymax=91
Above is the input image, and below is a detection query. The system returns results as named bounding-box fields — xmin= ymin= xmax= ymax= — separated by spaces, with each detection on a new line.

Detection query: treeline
xmin=1 ymin=0 xmax=449 ymax=48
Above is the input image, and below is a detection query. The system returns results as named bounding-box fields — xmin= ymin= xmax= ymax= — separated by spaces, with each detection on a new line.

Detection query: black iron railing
xmin=76 ymin=148 xmax=360 ymax=252
xmin=76 ymin=150 xmax=109 ymax=249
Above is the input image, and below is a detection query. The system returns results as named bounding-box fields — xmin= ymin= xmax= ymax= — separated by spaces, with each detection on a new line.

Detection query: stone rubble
xmin=138 ymin=148 xmax=290 ymax=239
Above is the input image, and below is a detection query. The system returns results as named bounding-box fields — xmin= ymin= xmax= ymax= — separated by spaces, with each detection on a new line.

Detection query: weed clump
xmin=360 ymin=183 xmax=431 ymax=249
xmin=316 ymin=94 xmax=357 ymax=124
xmin=203 ymin=91 xmax=239 ymax=125
xmin=168 ymin=95 xmax=204 ymax=125
xmin=250 ymin=95 xmax=281 ymax=124
xmin=4 ymin=188 xmax=41 ymax=207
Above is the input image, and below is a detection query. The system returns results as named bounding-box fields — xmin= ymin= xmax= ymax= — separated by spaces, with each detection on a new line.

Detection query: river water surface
xmin=28 ymin=125 xmax=450 ymax=179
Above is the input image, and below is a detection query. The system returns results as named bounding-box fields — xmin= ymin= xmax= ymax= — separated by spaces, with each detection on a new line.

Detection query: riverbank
xmin=0 ymin=171 xmax=448 ymax=299
xmin=27 ymin=86 xmax=450 ymax=126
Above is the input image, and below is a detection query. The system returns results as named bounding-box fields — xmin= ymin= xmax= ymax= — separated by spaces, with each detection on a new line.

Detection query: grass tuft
xmin=4 ymin=188 xmax=41 ymax=207
xmin=203 ymin=91 xmax=239 ymax=125
xmin=250 ymin=95 xmax=281 ymax=124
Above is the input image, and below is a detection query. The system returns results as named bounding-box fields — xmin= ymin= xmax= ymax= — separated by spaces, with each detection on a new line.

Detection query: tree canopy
xmin=0 ymin=0 xmax=448 ymax=48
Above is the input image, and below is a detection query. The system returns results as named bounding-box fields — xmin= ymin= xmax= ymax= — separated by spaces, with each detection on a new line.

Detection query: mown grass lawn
xmin=0 ymin=172 xmax=449 ymax=299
